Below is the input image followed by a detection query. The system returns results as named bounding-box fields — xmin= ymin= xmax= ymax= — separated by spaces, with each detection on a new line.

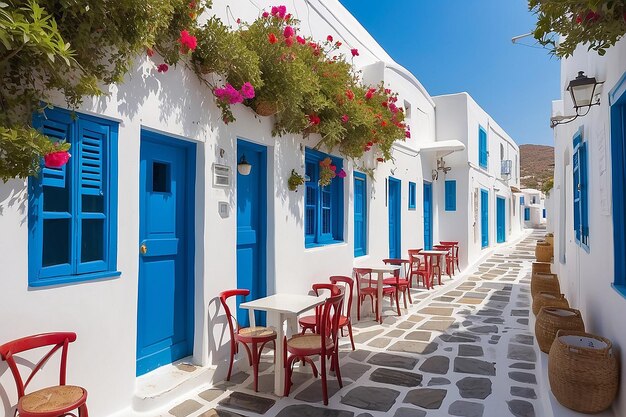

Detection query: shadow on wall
xmin=0 ymin=179 xmax=28 ymax=225
xmin=0 ymin=354 xmax=39 ymax=415
xmin=274 ymin=136 xmax=304 ymax=228
xmin=207 ymin=297 xmax=230 ymax=368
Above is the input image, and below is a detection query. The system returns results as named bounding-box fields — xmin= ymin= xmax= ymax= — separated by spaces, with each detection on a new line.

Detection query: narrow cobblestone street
xmin=162 ymin=231 xmax=545 ymax=417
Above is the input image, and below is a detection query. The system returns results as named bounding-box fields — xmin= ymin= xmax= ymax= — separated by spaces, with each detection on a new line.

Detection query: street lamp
xmin=550 ymin=71 xmax=603 ymax=128
xmin=237 ymin=154 xmax=252 ymax=175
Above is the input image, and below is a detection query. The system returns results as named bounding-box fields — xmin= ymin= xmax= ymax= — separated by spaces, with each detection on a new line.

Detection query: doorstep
xmin=133 ymin=357 xmax=216 ymax=413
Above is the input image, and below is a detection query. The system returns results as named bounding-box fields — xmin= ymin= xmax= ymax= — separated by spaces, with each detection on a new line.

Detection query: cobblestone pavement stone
xmin=158 ymin=231 xmax=546 ymax=417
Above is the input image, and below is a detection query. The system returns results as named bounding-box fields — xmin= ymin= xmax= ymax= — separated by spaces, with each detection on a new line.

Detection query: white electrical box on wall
xmin=213 ymin=164 xmax=231 ymax=187
xmin=218 ymin=201 xmax=229 ymax=218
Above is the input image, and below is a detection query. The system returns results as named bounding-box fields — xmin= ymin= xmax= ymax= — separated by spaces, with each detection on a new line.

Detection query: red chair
xmin=219 ymin=289 xmax=277 ymax=392
xmin=408 ymin=249 xmax=428 ymax=288
xmin=440 ymin=241 xmax=460 ymax=272
xmin=284 ymin=293 xmax=344 ymax=405
xmin=354 ymin=268 xmax=397 ymax=321
xmin=434 ymin=245 xmax=454 ymax=278
xmin=299 ymin=283 xmax=341 ymax=335
xmin=0 ymin=332 xmax=88 ymax=417
xmin=329 ymin=276 xmax=356 ymax=351
xmin=382 ymin=258 xmax=412 ymax=308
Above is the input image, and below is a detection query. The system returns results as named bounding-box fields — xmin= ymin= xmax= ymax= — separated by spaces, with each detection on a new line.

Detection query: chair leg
xmin=347 ymin=322 xmax=355 ymax=351
xmin=357 ymin=295 xmax=361 ymax=321
xmin=395 ymin=289 xmax=401 ymax=316
xmin=251 ymin=342 xmax=259 ymax=392
xmin=226 ymin=341 xmax=236 ymax=381
xmin=320 ymin=354 xmax=328 ymax=405
xmin=78 ymin=404 xmax=89 ymax=417
xmin=333 ymin=351 xmax=343 ymax=388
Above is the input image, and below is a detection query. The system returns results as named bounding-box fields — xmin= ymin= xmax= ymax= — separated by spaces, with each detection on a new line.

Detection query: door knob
xmin=140 ymin=243 xmax=147 ymax=254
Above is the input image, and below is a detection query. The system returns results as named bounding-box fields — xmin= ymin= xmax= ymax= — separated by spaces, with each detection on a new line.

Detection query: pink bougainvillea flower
xmin=285 ymin=13 xmax=292 ymax=20
xmin=336 ymin=41 xmax=342 ymax=47
xmin=240 ymin=82 xmax=255 ymax=99
xmin=285 ymin=36 xmax=294 ymax=47
xmin=236 ymin=18 xmax=241 ymax=24
xmin=284 ymin=26 xmax=295 ymax=38
xmin=268 ymin=33 xmax=278 ymax=44
xmin=308 ymin=113 xmax=321 ymax=125
xmin=179 ymin=30 xmax=197 ymax=53
xmin=381 ymin=101 xmax=388 ymax=108
xmin=329 ymin=164 xmax=337 ymax=172
xmin=327 ymin=35 xmax=334 ymax=42
xmin=262 ymin=11 xmax=270 ymax=18
xmin=157 ymin=63 xmax=169 ymax=73
xmin=337 ymin=169 xmax=346 ymax=178
xmin=351 ymin=48 xmax=359 ymax=57
xmin=405 ymin=130 xmax=411 ymax=139
xmin=365 ymin=89 xmax=375 ymax=100
xmin=389 ymin=102 xmax=399 ymax=113
xmin=277 ymin=5 xmax=287 ymax=18
xmin=346 ymin=89 xmax=355 ymax=100
xmin=384 ymin=88 xmax=391 ymax=94
xmin=341 ymin=114 xmax=349 ymax=123
xmin=146 ymin=48 xmax=155 ymax=57
xmin=271 ymin=6 xmax=279 ymax=16
xmin=189 ymin=2 xmax=196 ymax=8
xmin=296 ymin=35 xmax=306 ymax=45
xmin=44 ymin=150 xmax=71 ymax=168
xmin=223 ymin=84 xmax=243 ymax=104
xmin=376 ymin=157 xmax=385 ymax=162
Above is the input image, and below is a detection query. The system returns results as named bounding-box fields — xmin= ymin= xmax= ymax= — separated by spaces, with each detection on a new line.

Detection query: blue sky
xmin=339 ymin=0 xmax=561 ymax=146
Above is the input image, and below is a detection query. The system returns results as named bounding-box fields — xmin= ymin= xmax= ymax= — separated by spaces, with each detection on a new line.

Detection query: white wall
xmin=550 ymin=36 xmax=626 ymax=417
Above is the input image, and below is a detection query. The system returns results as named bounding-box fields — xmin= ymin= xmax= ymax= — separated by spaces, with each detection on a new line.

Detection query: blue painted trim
xmin=388 ymin=177 xmax=402 ymax=257
xmin=353 ymin=171 xmax=367 ymax=257
xmin=611 ymin=284 xmax=626 ymax=300
xmin=480 ymin=188 xmax=489 ymax=248
xmin=28 ymin=271 xmax=121 ymax=288
xmin=408 ymin=181 xmax=416 ymax=210
xmin=444 ymin=180 xmax=457 ymax=211
xmin=478 ymin=125 xmax=488 ymax=169
xmin=609 ymin=71 xmax=626 ymax=106
xmin=610 ymin=78 xmax=626 ymax=289
xmin=423 ymin=181 xmax=433 ymax=250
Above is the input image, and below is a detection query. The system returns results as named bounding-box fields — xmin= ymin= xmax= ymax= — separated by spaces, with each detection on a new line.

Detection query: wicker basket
xmin=532 ymin=292 xmax=569 ymax=316
xmin=531 ymin=273 xmax=560 ymax=298
xmin=549 ymin=330 xmax=618 ymax=413
xmin=532 ymin=262 xmax=551 ymax=275
xmin=536 ymin=307 xmax=585 ymax=353
xmin=545 ymin=233 xmax=554 ymax=245
xmin=253 ymin=100 xmax=278 ymax=116
xmin=535 ymin=241 xmax=553 ymax=262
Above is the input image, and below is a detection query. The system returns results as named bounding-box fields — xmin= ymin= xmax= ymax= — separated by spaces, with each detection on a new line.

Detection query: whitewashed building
xmin=0 ymin=1 xmax=522 ymax=416
xmin=520 ymin=188 xmax=546 ymax=227
xmin=549 ymin=35 xmax=626 ymax=416
xmin=432 ymin=93 xmax=523 ymax=269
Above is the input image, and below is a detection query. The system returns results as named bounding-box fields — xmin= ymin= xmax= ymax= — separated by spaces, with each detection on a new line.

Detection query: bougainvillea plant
xmin=529 ymin=0 xmax=626 ymax=57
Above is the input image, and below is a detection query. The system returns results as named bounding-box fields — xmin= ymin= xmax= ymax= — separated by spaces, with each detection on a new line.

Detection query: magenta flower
xmin=296 ymin=35 xmax=306 ymax=45
xmin=284 ymin=26 xmax=295 ymax=38
xmin=341 ymin=114 xmax=349 ymax=123
xmin=157 ymin=63 xmax=169 ymax=73
xmin=178 ymin=30 xmax=198 ymax=53
xmin=44 ymin=151 xmax=71 ymax=168
xmin=351 ymin=48 xmax=359 ymax=57
xmin=337 ymin=169 xmax=346 ymax=178
xmin=327 ymin=35 xmax=334 ymax=42
xmin=262 ymin=11 xmax=269 ymax=18
xmin=240 ymin=82 xmax=255 ymax=99
xmin=277 ymin=5 xmax=287 ymax=18
xmin=405 ymin=130 xmax=411 ymax=139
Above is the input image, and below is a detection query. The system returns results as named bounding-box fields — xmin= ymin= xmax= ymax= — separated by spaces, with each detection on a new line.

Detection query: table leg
xmin=268 ymin=312 xmax=285 ymax=396
xmin=377 ymin=272 xmax=383 ymax=323
xmin=248 ymin=309 xmax=256 ymax=328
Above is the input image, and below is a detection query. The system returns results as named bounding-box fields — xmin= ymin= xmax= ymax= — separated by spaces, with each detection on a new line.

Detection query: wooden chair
xmin=434 ymin=245 xmax=454 ymax=278
xmin=0 ymin=332 xmax=89 ymax=417
xmin=382 ymin=258 xmax=412 ymax=308
xmin=354 ymin=268 xmax=397 ymax=321
xmin=299 ymin=283 xmax=341 ymax=335
xmin=330 ymin=276 xmax=356 ymax=350
xmin=440 ymin=241 xmax=460 ymax=272
xmin=219 ymin=289 xmax=277 ymax=392
xmin=284 ymin=293 xmax=344 ymax=405
xmin=408 ymin=249 xmax=428 ymax=288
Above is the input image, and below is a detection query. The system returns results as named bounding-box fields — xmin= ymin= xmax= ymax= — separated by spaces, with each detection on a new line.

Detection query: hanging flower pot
xmin=287 ymin=169 xmax=305 ymax=191
xmin=44 ymin=151 xmax=71 ymax=168
xmin=253 ymin=99 xmax=278 ymax=117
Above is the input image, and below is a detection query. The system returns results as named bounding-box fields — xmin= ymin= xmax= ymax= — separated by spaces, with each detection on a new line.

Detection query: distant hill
xmin=519 ymin=144 xmax=554 ymax=191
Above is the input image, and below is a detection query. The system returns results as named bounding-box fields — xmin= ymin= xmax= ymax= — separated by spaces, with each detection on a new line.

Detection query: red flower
xmin=236 ymin=18 xmax=241 ymax=24
xmin=308 ymin=113 xmax=321 ymax=125
xmin=382 ymin=101 xmax=388 ymax=107
xmin=178 ymin=30 xmax=197 ymax=53
xmin=277 ymin=5 xmax=287 ymax=18
xmin=376 ymin=157 xmax=385 ymax=162
xmin=351 ymin=48 xmax=359 ymax=57
xmin=381 ymin=120 xmax=388 ymax=127
xmin=346 ymin=89 xmax=355 ymax=100
xmin=268 ymin=33 xmax=278 ymax=44
xmin=284 ymin=26 xmax=295 ymax=38
xmin=296 ymin=35 xmax=306 ymax=45
xmin=329 ymin=164 xmax=337 ymax=172
xmin=327 ymin=35 xmax=334 ymax=42
xmin=341 ymin=114 xmax=349 ymax=123
xmin=576 ymin=14 xmax=583 ymax=24
xmin=157 ymin=63 xmax=169 ymax=73
xmin=262 ymin=11 xmax=269 ymax=18
xmin=405 ymin=130 xmax=411 ymax=139
xmin=44 ymin=151 xmax=71 ymax=168
xmin=271 ymin=6 xmax=279 ymax=16
xmin=285 ymin=36 xmax=294 ymax=47
xmin=336 ymin=41 xmax=342 ymax=47
xmin=365 ymin=88 xmax=375 ymax=100
xmin=146 ymin=48 xmax=154 ymax=57
xmin=285 ymin=13 xmax=291 ymax=20
xmin=188 ymin=2 xmax=196 ymax=8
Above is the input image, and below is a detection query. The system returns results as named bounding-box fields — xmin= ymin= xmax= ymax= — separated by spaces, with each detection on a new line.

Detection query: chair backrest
xmin=353 ymin=268 xmax=373 ymax=290
xmin=312 ymin=283 xmax=341 ymax=297
xmin=383 ymin=258 xmax=409 ymax=280
xmin=329 ymin=276 xmax=354 ymax=319
xmin=219 ymin=289 xmax=250 ymax=345
xmin=408 ymin=250 xmax=424 ymax=275
xmin=0 ymin=332 xmax=77 ymax=399
xmin=433 ymin=245 xmax=450 ymax=254
xmin=318 ymin=294 xmax=344 ymax=356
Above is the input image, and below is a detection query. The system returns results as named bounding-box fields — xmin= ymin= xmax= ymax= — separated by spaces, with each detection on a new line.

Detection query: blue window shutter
xmin=408 ymin=182 xmax=416 ymax=209
xmin=573 ymin=143 xmax=581 ymax=242
xmin=479 ymin=127 xmax=488 ymax=168
xmin=524 ymin=207 xmax=530 ymax=221
xmin=354 ymin=172 xmax=367 ymax=256
xmin=33 ymin=112 xmax=73 ymax=188
xmin=520 ymin=196 xmax=524 ymax=205
xmin=445 ymin=180 xmax=456 ymax=211
xmin=580 ymin=142 xmax=589 ymax=245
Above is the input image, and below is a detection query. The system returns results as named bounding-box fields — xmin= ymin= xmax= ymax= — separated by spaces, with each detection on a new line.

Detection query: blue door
xmin=481 ymin=189 xmax=489 ymax=248
xmin=524 ymin=207 xmax=531 ymax=221
xmin=237 ymin=140 xmax=267 ymax=328
xmin=388 ymin=177 xmax=401 ymax=258
xmin=354 ymin=172 xmax=367 ymax=257
xmin=423 ymin=182 xmax=433 ymax=250
xmin=496 ymin=196 xmax=506 ymax=243
xmin=137 ymin=131 xmax=195 ymax=376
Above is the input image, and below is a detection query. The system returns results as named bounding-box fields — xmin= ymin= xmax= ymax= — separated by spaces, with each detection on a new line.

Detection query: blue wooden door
xmin=137 ymin=131 xmax=195 ymax=376
xmin=423 ymin=182 xmax=433 ymax=250
xmin=354 ymin=172 xmax=367 ymax=257
xmin=388 ymin=177 xmax=401 ymax=258
xmin=237 ymin=140 xmax=267 ymax=327
xmin=496 ymin=196 xmax=506 ymax=243
xmin=481 ymin=189 xmax=489 ymax=248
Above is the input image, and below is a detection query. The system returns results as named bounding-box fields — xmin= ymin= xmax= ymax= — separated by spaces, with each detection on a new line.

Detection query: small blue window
xmin=408 ymin=182 xmax=416 ymax=210
xmin=304 ymin=148 xmax=344 ymax=247
xmin=445 ymin=180 xmax=456 ymax=211
xmin=543 ymin=209 xmax=546 ymax=219
xmin=354 ymin=172 xmax=367 ymax=257
xmin=479 ymin=126 xmax=488 ymax=169
xmin=28 ymin=107 xmax=119 ymax=287
xmin=524 ymin=207 xmax=530 ymax=221
xmin=520 ymin=196 xmax=525 ymax=205
xmin=573 ymin=131 xmax=589 ymax=248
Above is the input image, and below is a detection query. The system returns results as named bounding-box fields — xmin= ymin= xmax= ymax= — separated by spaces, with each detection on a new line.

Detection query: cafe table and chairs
xmin=439 ymin=241 xmax=460 ymax=273
xmin=382 ymin=258 xmax=412 ymax=307
xmin=353 ymin=265 xmax=401 ymax=323
xmin=419 ymin=249 xmax=450 ymax=288
xmin=408 ymin=249 xmax=428 ymax=288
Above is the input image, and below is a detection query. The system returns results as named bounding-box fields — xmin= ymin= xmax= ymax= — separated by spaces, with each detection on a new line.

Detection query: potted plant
xmin=287 ymin=169 xmax=305 ymax=191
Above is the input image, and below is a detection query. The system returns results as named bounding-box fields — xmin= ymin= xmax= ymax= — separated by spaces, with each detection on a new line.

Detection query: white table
xmin=419 ymin=250 xmax=450 ymax=287
xmin=354 ymin=264 xmax=401 ymax=323
xmin=240 ymin=293 xmax=325 ymax=396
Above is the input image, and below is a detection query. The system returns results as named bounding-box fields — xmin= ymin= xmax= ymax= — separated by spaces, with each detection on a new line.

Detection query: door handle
xmin=140 ymin=243 xmax=147 ymax=255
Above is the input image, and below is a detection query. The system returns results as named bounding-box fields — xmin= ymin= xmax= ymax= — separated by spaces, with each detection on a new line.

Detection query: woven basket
xmin=535 ymin=241 xmax=553 ymax=262
xmin=545 ymin=233 xmax=554 ymax=245
xmin=531 ymin=273 xmax=560 ymax=298
xmin=536 ymin=307 xmax=584 ymax=353
xmin=549 ymin=330 xmax=618 ymax=413
xmin=532 ymin=262 xmax=551 ymax=275
xmin=253 ymin=100 xmax=278 ymax=116
xmin=532 ymin=292 xmax=569 ymax=316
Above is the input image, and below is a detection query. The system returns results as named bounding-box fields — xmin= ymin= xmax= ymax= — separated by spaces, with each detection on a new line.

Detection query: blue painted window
xmin=354 ymin=172 xmax=367 ymax=257
xmin=573 ymin=131 xmax=589 ymax=248
xmin=524 ymin=207 xmax=530 ymax=221
xmin=408 ymin=182 xmax=416 ymax=210
xmin=445 ymin=180 xmax=456 ymax=211
xmin=610 ymin=71 xmax=626 ymax=293
xmin=28 ymin=107 xmax=119 ymax=287
xmin=543 ymin=209 xmax=546 ymax=218
xmin=478 ymin=126 xmax=488 ymax=169
xmin=304 ymin=148 xmax=344 ymax=247
xmin=520 ymin=196 xmax=525 ymax=205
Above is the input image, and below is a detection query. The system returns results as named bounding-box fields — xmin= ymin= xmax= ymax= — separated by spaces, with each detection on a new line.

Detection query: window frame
xmin=610 ymin=71 xmax=626 ymax=294
xmin=28 ymin=107 xmax=119 ymax=287
xmin=478 ymin=125 xmax=488 ymax=169
xmin=408 ymin=181 xmax=416 ymax=210
xmin=572 ymin=129 xmax=589 ymax=251
xmin=444 ymin=180 xmax=457 ymax=211
xmin=304 ymin=148 xmax=344 ymax=248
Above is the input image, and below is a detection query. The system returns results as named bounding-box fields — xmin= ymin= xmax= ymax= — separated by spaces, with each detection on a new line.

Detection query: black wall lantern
xmin=237 ymin=154 xmax=252 ymax=175
xmin=551 ymin=71 xmax=603 ymax=128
